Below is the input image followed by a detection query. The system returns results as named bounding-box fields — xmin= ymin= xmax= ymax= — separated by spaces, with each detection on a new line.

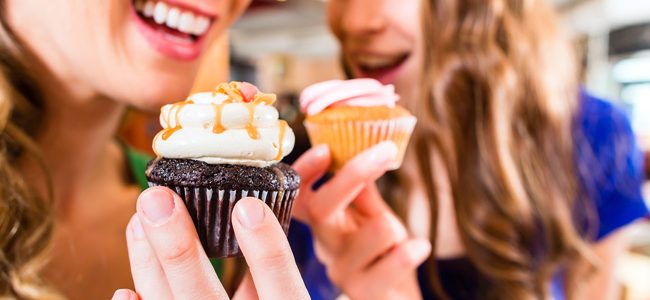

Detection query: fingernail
xmin=130 ymin=216 xmax=144 ymax=239
xmin=369 ymin=142 xmax=398 ymax=164
xmin=139 ymin=188 xmax=175 ymax=225
xmin=235 ymin=198 xmax=266 ymax=229
xmin=112 ymin=289 xmax=133 ymax=300
xmin=313 ymin=144 xmax=330 ymax=157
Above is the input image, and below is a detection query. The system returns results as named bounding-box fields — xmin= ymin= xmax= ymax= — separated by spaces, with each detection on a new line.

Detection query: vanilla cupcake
xmin=146 ymin=82 xmax=299 ymax=258
xmin=300 ymin=79 xmax=416 ymax=170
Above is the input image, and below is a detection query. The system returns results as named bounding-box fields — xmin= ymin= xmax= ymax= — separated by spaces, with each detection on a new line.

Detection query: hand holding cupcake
xmin=300 ymin=78 xmax=416 ymax=170
xmin=146 ymin=82 xmax=300 ymax=258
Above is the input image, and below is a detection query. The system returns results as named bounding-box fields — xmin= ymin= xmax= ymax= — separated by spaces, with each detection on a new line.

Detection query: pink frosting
xmin=299 ymin=79 xmax=400 ymax=116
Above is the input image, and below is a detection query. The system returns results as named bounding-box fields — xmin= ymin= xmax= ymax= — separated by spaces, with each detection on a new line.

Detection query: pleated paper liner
xmin=148 ymin=182 xmax=298 ymax=258
xmin=304 ymin=116 xmax=417 ymax=170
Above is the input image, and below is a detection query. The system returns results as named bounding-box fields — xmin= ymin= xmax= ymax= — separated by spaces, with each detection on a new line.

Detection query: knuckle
xmin=255 ymin=246 xmax=294 ymax=270
xmin=130 ymin=253 xmax=159 ymax=273
xmin=391 ymin=245 xmax=418 ymax=268
xmin=158 ymin=240 xmax=199 ymax=266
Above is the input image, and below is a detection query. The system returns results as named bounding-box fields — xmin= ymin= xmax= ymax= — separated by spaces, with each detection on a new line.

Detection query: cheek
xmin=83 ymin=2 xmax=202 ymax=109
xmin=325 ymin=2 xmax=344 ymax=39
xmin=104 ymin=59 xmax=199 ymax=111
xmin=389 ymin=0 xmax=420 ymax=43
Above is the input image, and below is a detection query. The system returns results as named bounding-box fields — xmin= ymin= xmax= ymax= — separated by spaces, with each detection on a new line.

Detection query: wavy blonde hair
xmin=415 ymin=0 xmax=594 ymax=298
xmin=0 ymin=3 xmax=59 ymax=298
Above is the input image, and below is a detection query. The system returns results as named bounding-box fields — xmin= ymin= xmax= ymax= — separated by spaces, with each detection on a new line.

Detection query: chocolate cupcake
xmin=146 ymin=82 xmax=300 ymax=258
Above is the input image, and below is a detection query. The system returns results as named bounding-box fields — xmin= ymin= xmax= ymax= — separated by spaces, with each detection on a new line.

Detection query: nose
xmin=341 ymin=0 xmax=386 ymax=37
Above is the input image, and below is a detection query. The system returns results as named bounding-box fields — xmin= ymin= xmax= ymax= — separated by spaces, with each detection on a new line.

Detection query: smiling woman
xmin=0 ymin=0 xmax=251 ymax=298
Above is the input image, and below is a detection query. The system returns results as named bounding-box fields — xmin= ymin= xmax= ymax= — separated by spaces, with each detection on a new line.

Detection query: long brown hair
xmin=415 ymin=0 xmax=594 ymax=298
xmin=0 ymin=2 xmax=59 ymax=298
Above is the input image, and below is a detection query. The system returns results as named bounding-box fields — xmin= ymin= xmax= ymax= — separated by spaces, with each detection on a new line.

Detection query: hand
xmin=293 ymin=143 xmax=432 ymax=300
xmin=112 ymin=187 xmax=310 ymax=300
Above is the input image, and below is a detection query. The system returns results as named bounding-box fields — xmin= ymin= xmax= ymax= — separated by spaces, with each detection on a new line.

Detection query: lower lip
xmin=130 ymin=3 xmax=208 ymax=61
xmin=352 ymin=56 xmax=408 ymax=85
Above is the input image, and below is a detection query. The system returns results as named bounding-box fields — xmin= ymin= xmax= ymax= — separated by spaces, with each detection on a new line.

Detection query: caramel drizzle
xmin=161 ymin=100 xmax=193 ymax=141
xmin=157 ymin=84 xmax=280 ymax=145
xmin=211 ymin=82 xmax=278 ymax=140
xmin=211 ymin=99 xmax=233 ymax=134
xmin=245 ymin=103 xmax=260 ymax=139
xmin=253 ymin=93 xmax=276 ymax=105
xmin=152 ymin=130 xmax=163 ymax=157
xmin=217 ymin=82 xmax=244 ymax=102
xmin=275 ymin=120 xmax=287 ymax=161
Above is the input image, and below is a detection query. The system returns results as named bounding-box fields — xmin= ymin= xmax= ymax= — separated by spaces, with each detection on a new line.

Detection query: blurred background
xmin=120 ymin=0 xmax=650 ymax=298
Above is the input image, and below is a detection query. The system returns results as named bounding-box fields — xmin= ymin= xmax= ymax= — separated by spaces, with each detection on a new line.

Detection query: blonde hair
xmin=0 ymin=6 xmax=59 ymax=298
xmin=415 ymin=0 xmax=594 ymax=298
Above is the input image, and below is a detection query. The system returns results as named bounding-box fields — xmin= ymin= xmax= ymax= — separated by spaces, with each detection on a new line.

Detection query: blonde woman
xmin=289 ymin=0 xmax=649 ymax=299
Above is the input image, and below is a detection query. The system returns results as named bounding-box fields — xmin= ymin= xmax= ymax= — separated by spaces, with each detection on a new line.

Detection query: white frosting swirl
xmin=153 ymin=92 xmax=295 ymax=167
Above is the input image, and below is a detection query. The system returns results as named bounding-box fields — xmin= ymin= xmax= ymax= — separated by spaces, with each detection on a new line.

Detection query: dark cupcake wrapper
xmin=148 ymin=182 xmax=299 ymax=258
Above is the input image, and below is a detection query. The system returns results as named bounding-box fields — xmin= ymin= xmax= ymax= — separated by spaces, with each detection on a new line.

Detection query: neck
xmin=20 ymin=67 xmax=126 ymax=215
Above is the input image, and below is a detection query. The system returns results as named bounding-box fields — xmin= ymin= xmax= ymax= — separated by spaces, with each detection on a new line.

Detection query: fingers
xmin=232 ymin=198 xmax=310 ymax=300
xmin=332 ymin=214 xmax=408 ymax=276
xmin=307 ymin=142 xmax=397 ymax=222
xmin=359 ymin=238 xmax=431 ymax=289
xmin=125 ymin=215 xmax=172 ymax=300
xmin=112 ymin=289 xmax=139 ymax=300
xmin=293 ymin=144 xmax=331 ymax=187
xmin=136 ymin=187 xmax=228 ymax=300
xmin=353 ymin=184 xmax=392 ymax=218
xmin=292 ymin=145 xmax=331 ymax=222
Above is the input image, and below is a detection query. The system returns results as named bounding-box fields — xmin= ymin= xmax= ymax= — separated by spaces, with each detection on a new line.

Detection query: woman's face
xmin=7 ymin=0 xmax=251 ymax=110
xmin=327 ymin=0 xmax=422 ymax=104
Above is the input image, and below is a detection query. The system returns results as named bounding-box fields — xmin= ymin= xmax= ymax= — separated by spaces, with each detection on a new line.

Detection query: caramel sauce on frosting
xmin=161 ymin=100 xmax=193 ymax=141
xmin=275 ymin=120 xmax=287 ymax=161
xmin=211 ymin=99 xmax=232 ymax=134
xmin=153 ymin=82 xmax=294 ymax=167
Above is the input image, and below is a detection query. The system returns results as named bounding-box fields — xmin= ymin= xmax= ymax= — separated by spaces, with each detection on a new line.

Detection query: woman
xmin=291 ymin=0 xmax=648 ymax=299
xmin=0 ymin=0 xmax=307 ymax=298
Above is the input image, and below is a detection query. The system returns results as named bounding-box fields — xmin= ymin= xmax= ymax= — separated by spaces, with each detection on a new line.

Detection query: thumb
xmin=232 ymin=198 xmax=309 ymax=300
xmin=111 ymin=289 xmax=139 ymax=300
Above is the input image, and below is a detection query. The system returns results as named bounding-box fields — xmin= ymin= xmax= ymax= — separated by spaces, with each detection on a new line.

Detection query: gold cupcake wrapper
xmin=304 ymin=116 xmax=417 ymax=170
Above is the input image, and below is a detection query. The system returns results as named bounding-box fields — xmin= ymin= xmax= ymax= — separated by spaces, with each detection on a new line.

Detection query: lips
xmin=131 ymin=0 xmax=218 ymax=60
xmin=351 ymin=53 xmax=410 ymax=85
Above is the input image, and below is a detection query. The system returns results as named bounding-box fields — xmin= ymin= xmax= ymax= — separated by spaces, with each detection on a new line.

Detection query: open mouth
xmin=353 ymin=53 xmax=410 ymax=84
xmin=357 ymin=53 xmax=409 ymax=74
xmin=131 ymin=0 xmax=217 ymax=59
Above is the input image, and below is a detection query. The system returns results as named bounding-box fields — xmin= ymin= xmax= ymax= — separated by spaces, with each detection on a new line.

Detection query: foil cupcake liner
xmin=148 ymin=182 xmax=298 ymax=258
xmin=304 ymin=116 xmax=417 ymax=170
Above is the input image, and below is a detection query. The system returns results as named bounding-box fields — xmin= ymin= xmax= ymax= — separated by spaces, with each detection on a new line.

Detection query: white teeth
xmin=166 ymin=8 xmax=180 ymax=29
xmin=178 ymin=12 xmax=195 ymax=34
xmin=137 ymin=1 xmax=212 ymax=37
xmin=153 ymin=2 xmax=168 ymax=24
xmin=143 ymin=1 xmax=155 ymax=17
xmin=192 ymin=16 xmax=210 ymax=36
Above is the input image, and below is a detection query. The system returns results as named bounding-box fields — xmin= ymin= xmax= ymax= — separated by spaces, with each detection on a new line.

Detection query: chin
xmin=120 ymin=78 xmax=196 ymax=112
